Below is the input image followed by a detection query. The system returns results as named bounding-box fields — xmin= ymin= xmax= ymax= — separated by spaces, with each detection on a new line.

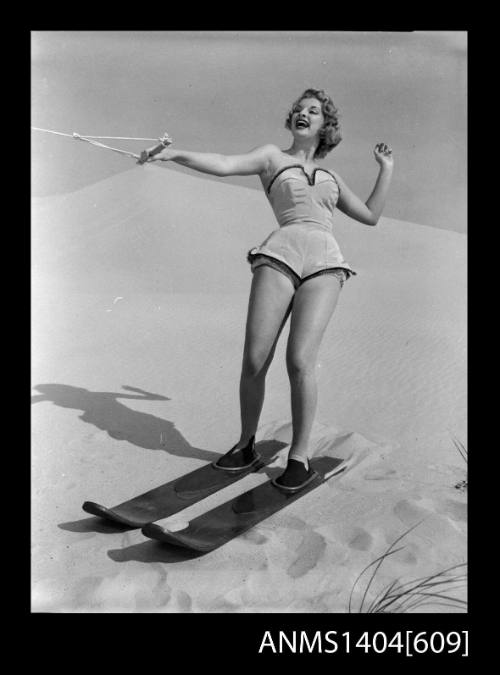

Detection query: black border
xmin=27 ymin=20 xmax=473 ymax=666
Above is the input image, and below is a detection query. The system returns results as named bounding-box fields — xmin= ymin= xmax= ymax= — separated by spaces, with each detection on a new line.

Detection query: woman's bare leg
xmin=236 ymin=266 xmax=295 ymax=447
xmin=285 ymin=275 xmax=341 ymax=464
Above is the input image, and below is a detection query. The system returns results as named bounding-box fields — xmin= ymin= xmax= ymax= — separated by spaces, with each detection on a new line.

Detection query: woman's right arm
xmin=138 ymin=143 xmax=279 ymax=178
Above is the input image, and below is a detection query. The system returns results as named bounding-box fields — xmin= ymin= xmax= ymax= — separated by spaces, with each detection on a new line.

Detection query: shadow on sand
xmin=31 ymin=383 xmax=219 ymax=463
xmin=34 ymin=383 xmax=288 ymax=559
xmin=108 ymin=540 xmax=205 ymax=563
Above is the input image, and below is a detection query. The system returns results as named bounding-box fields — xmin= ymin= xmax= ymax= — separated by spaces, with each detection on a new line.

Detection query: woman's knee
xmin=286 ymin=350 xmax=316 ymax=379
xmin=242 ymin=350 xmax=274 ymax=379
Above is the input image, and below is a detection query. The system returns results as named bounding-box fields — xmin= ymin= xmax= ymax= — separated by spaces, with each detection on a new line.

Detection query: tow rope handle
xmin=72 ymin=131 xmax=173 ymax=160
xmin=32 ymin=126 xmax=173 ymax=161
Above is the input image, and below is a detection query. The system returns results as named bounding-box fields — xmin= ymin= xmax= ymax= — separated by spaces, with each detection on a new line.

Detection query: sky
xmin=31 ymin=31 xmax=467 ymax=233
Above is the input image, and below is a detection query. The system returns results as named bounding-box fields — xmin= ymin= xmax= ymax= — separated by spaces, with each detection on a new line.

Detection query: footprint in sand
xmin=72 ymin=575 xmax=103 ymax=608
xmin=393 ymin=499 xmax=431 ymax=525
xmin=383 ymin=528 xmax=420 ymax=565
xmin=348 ymin=528 xmax=374 ymax=551
xmin=287 ymin=531 xmax=327 ymax=579
xmin=82 ymin=431 xmax=104 ymax=443
xmin=241 ymin=529 xmax=268 ymax=545
xmin=402 ymin=549 xmax=418 ymax=565
xmin=393 ymin=498 xmax=466 ymax=546
xmin=441 ymin=499 xmax=467 ymax=523
xmin=176 ymin=590 xmax=193 ymax=612
xmin=394 ymin=498 xmax=458 ymax=534
xmin=364 ymin=468 xmax=398 ymax=481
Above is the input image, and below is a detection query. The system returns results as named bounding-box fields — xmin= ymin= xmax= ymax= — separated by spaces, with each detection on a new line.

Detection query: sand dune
xmin=31 ymin=164 xmax=467 ymax=613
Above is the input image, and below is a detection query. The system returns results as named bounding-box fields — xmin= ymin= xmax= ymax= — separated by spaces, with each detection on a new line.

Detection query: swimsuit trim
xmin=248 ymin=250 xmax=356 ymax=281
xmin=266 ymin=164 xmax=341 ymax=195
xmin=247 ymin=251 xmax=301 ymax=282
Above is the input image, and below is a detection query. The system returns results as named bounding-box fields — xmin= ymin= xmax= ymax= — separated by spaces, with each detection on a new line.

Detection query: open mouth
xmin=295 ymin=120 xmax=310 ymax=129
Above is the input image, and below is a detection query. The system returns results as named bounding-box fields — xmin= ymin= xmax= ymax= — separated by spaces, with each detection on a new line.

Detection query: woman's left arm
xmin=333 ymin=143 xmax=394 ymax=226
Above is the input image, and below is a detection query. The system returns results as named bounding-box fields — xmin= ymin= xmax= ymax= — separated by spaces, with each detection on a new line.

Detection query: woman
xmin=138 ymin=88 xmax=393 ymax=493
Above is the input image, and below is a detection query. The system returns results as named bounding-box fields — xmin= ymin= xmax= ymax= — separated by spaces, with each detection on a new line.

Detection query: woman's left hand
xmin=374 ymin=143 xmax=393 ymax=168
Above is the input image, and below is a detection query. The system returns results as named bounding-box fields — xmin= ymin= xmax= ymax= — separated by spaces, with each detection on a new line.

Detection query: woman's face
xmin=290 ymin=97 xmax=325 ymax=140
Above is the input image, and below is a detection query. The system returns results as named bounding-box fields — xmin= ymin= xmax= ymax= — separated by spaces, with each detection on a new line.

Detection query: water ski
xmin=142 ymin=455 xmax=348 ymax=552
xmin=82 ymin=439 xmax=284 ymax=528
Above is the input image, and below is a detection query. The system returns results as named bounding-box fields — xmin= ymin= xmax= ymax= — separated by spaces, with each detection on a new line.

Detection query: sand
xmin=31 ymin=164 xmax=467 ymax=613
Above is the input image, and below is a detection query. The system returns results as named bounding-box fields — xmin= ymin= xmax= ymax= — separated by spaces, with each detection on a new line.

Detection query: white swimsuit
xmin=247 ymin=164 xmax=356 ymax=283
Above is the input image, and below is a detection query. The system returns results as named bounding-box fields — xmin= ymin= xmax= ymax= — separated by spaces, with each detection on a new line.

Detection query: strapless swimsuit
xmin=247 ymin=164 xmax=356 ymax=289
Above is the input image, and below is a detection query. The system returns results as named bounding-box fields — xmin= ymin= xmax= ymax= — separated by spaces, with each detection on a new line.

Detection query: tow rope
xmin=31 ymin=127 xmax=173 ymax=159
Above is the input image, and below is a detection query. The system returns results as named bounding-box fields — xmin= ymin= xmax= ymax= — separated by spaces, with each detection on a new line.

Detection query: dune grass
xmin=451 ymin=435 xmax=467 ymax=491
xmin=348 ymin=522 xmax=467 ymax=613
xmin=451 ymin=435 xmax=467 ymax=464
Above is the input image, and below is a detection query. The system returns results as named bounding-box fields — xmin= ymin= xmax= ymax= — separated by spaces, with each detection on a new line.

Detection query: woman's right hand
xmin=137 ymin=134 xmax=174 ymax=165
xmin=137 ymin=144 xmax=163 ymax=165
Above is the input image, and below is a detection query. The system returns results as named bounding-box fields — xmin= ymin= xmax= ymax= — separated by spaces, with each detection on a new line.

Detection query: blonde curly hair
xmin=285 ymin=88 xmax=342 ymax=159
